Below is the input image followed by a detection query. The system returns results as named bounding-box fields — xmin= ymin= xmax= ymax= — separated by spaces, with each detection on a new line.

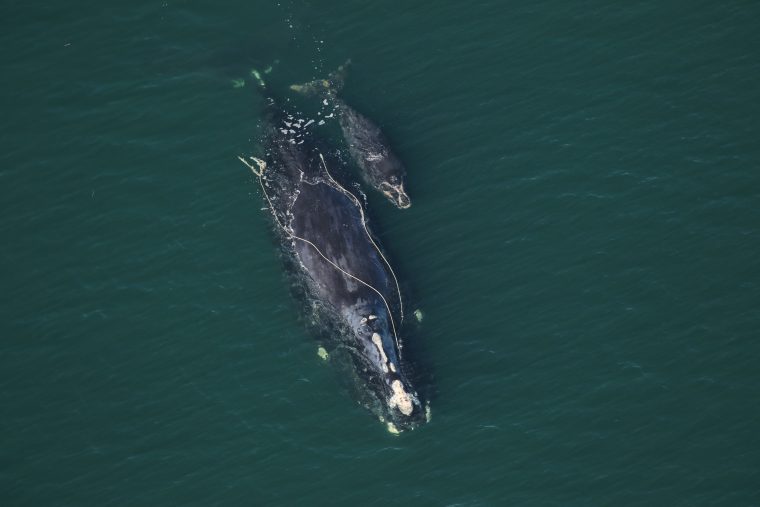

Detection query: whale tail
xmin=290 ymin=59 xmax=351 ymax=96
xmin=231 ymin=58 xmax=279 ymax=90
xmin=249 ymin=68 xmax=267 ymax=89
xmin=246 ymin=67 xmax=292 ymax=128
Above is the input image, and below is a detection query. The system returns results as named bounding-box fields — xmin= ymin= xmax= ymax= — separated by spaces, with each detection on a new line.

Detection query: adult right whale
xmin=239 ymin=88 xmax=426 ymax=433
xmin=291 ymin=61 xmax=411 ymax=209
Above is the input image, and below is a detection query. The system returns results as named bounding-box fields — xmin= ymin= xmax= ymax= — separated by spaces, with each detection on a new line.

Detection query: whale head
xmin=378 ymin=179 xmax=411 ymax=209
xmin=360 ymin=152 xmax=411 ymax=209
xmin=351 ymin=313 xmax=426 ymax=432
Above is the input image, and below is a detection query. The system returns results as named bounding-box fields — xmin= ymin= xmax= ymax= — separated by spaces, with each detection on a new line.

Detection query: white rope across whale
xmin=316 ymin=153 xmax=404 ymax=325
xmin=238 ymin=153 xmax=404 ymax=356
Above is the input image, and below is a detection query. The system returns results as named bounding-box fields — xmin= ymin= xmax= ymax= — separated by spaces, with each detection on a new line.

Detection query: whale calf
xmin=291 ymin=62 xmax=411 ymax=209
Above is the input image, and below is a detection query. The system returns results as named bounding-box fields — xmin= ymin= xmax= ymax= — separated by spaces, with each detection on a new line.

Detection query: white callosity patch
xmin=389 ymin=380 xmax=415 ymax=416
xmin=382 ymin=183 xmax=411 ymax=209
xmin=371 ymin=333 xmax=389 ymax=373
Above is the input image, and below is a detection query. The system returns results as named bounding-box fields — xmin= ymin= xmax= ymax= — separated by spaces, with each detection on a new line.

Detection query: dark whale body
xmin=243 ymin=96 xmax=425 ymax=432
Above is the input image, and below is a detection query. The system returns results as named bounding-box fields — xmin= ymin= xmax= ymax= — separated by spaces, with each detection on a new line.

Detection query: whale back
xmin=289 ymin=177 xmax=400 ymax=319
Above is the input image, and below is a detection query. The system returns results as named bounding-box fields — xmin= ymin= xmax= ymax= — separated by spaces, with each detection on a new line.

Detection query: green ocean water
xmin=2 ymin=1 xmax=759 ymax=505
